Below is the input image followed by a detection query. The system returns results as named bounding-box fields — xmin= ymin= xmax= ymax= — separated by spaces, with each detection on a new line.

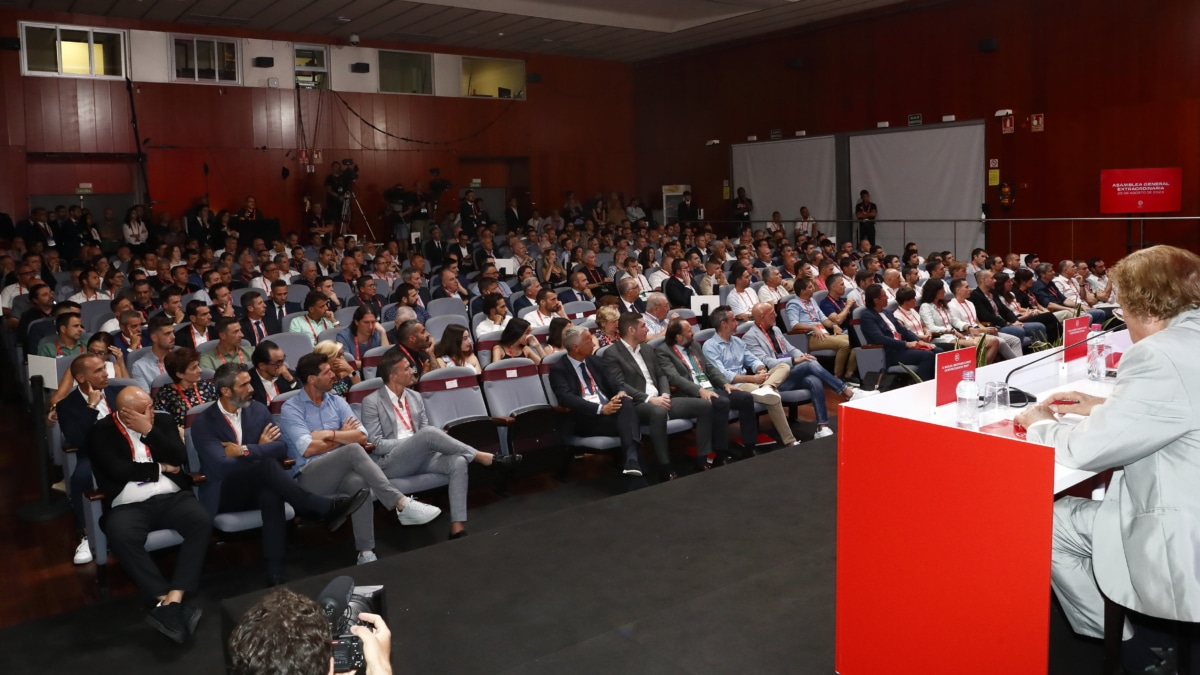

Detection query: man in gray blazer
xmin=656 ymin=317 xmax=756 ymax=459
xmin=742 ymin=302 xmax=875 ymax=439
xmin=360 ymin=349 xmax=518 ymax=540
xmin=603 ymin=311 xmax=713 ymax=480
xmin=1015 ymin=246 xmax=1200 ymax=671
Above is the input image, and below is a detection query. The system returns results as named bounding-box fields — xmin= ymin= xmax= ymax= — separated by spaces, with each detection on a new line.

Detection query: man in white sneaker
xmin=701 ymin=306 xmax=800 ymax=447
xmin=742 ymin=302 xmax=875 ymax=439
xmin=280 ymin=352 xmax=441 ymax=566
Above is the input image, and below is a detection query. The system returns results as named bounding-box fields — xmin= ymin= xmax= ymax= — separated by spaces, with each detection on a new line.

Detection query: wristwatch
xmin=241 ymin=445 xmax=249 ymax=457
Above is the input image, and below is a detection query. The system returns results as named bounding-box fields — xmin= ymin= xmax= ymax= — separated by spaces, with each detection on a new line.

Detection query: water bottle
xmin=1087 ymin=324 xmax=1105 ymax=381
xmin=956 ymin=372 xmax=979 ymax=428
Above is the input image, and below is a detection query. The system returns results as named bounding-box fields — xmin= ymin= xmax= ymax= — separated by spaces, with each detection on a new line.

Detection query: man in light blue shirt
xmin=701 ymin=306 xmax=799 ymax=446
xmin=280 ymin=352 xmax=440 ymax=566
xmin=783 ymin=277 xmax=856 ymax=381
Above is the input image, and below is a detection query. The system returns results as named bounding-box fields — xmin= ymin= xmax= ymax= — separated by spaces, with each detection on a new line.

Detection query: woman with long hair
xmin=912 ymin=282 xmax=997 ymax=362
xmin=491 ymin=317 xmax=545 ymax=364
xmin=432 ymin=324 xmax=482 ymax=374
xmin=539 ymin=246 xmax=567 ymax=287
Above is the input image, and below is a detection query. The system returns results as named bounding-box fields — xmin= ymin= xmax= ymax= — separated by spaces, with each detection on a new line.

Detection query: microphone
xmin=317 ymin=575 xmax=355 ymax=632
xmin=1003 ymin=325 xmax=1117 ymax=405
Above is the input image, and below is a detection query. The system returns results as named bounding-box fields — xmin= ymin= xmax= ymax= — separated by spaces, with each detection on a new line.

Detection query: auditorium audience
xmin=153 ymin=347 xmax=217 ymax=429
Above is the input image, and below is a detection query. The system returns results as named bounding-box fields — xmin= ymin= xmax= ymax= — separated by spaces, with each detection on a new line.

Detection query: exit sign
xmin=76 ymin=183 xmax=93 ymax=195
xmin=907 ymin=114 xmax=923 ymax=126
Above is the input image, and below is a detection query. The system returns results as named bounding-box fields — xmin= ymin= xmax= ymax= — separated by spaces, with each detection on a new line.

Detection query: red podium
xmin=833 ymin=341 xmax=1126 ymax=674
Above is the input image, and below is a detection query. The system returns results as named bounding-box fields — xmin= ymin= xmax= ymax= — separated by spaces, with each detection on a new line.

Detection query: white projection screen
xmin=730 ymin=136 xmax=837 ymax=232
xmin=848 ymin=124 xmax=985 ymax=259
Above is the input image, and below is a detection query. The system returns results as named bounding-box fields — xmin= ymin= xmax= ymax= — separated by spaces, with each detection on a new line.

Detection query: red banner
xmin=1100 ymin=168 xmax=1182 ymax=213
xmin=1062 ymin=316 xmax=1091 ymax=362
xmin=935 ymin=347 xmax=976 ymax=407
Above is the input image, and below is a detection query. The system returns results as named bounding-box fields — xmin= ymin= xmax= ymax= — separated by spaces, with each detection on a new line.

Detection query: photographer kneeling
xmin=229 ymin=587 xmax=392 ymax=675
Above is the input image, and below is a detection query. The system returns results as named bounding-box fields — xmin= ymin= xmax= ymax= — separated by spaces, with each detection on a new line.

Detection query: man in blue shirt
xmin=783 ymin=277 xmax=857 ymax=381
xmin=701 ymin=306 xmax=799 ymax=447
xmin=280 ymin=352 xmax=440 ymax=566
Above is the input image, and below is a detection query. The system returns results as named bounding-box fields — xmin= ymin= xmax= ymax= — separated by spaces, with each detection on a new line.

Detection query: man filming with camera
xmin=229 ymin=587 xmax=392 ymax=675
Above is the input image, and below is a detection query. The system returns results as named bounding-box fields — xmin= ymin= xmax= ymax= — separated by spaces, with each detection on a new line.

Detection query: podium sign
xmin=934 ymin=347 xmax=976 ymax=406
xmin=1062 ymin=316 xmax=1091 ymax=362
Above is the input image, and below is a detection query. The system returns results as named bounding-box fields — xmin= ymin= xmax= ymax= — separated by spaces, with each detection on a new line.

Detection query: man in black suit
xmin=176 ymin=300 xmax=217 ymax=349
xmin=248 ymin=340 xmax=299 ymax=406
xmin=617 ymin=278 xmax=647 ymax=314
xmin=557 ymin=272 xmax=594 ymax=305
xmin=604 ymin=312 xmax=713 ymax=480
xmin=422 ymin=227 xmax=446 ymax=268
xmin=193 ymin=364 xmax=368 ymax=586
xmin=548 ymin=325 xmax=643 ymax=478
xmin=663 ymin=258 xmax=696 ymax=310
xmin=346 ymin=276 xmax=385 ymax=317
xmin=54 ymin=354 xmax=122 ymax=565
xmin=450 ymin=232 xmax=474 ymax=272
xmin=430 ymin=268 xmax=469 ymax=304
xmin=656 ymin=318 xmax=755 ymax=458
xmin=676 ymin=191 xmax=699 ymax=224
xmin=239 ymin=290 xmax=271 ymax=346
xmin=459 ymin=190 xmax=479 ymax=238
xmin=86 ymin=386 xmax=211 ymax=644
xmin=472 ymin=229 xmax=499 ymax=271
xmin=264 ymin=280 xmax=301 ymax=335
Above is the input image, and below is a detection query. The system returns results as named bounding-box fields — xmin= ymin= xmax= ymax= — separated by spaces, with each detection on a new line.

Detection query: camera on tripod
xmin=340 ymin=158 xmax=360 ymax=187
xmin=428 ymin=167 xmax=451 ymax=201
xmin=317 ymin=576 xmax=387 ymax=673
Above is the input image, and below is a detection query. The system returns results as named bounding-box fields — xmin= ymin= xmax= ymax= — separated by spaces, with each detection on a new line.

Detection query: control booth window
xmin=21 ymin=23 xmax=125 ymax=78
xmin=379 ymin=51 xmax=432 ymax=95
xmin=461 ymin=57 xmax=525 ymax=99
xmin=295 ymin=44 xmax=329 ymax=90
xmin=173 ymin=35 xmax=239 ymax=84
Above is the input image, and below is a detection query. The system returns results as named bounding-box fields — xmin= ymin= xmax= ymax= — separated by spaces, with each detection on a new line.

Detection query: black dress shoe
xmin=661 ymin=471 xmax=680 ymax=482
xmin=146 ymin=603 xmax=186 ymax=644
xmin=622 ymin=458 xmax=643 ymax=476
xmin=179 ymin=604 xmax=203 ymax=636
xmin=325 ymin=488 xmax=371 ymax=532
xmin=449 ymin=530 xmax=468 ymax=540
xmin=492 ymin=454 xmax=523 ymax=470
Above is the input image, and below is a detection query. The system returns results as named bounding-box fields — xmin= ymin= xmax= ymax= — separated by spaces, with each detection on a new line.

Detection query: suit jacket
xmin=175 ymin=324 xmax=217 ymax=350
xmin=249 ymin=367 xmax=298 ymax=406
xmin=557 ymin=288 xmax=591 ymax=305
xmin=549 ymin=354 xmax=622 ymax=417
xmin=1033 ymin=279 xmax=1068 ymax=309
xmin=263 ymin=301 xmax=302 ymax=335
xmin=360 ymin=387 xmax=430 ymax=460
xmin=742 ymin=324 xmax=804 ymax=369
xmin=1026 ymin=308 xmax=1200 ymax=622
xmin=619 ymin=298 xmax=646 ymax=314
xmin=423 ymin=239 xmax=447 ymax=267
xmin=59 ymin=385 xmax=122 ymax=451
xmin=858 ymin=308 xmax=921 ymax=366
xmin=191 ymin=400 xmax=287 ymax=516
xmin=603 ymin=340 xmax=668 ymax=404
xmin=663 ymin=277 xmax=695 ymax=309
xmin=239 ymin=316 xmax=272 ymax=346
xmin=655 ymin=341 xmax=728 ymax=397
xmin=86 ymin=411 xmax=192 ymax=512
xmin=431 ymin=286 xmax=469 ymax=303
xmin=504 ymin=208 xmax=522 ymax=232
xmin=677 ymin=201 xmax=699 ymax=222
xmin=512 ymin=294 xmax=537 ymax=316
xmin=968 ymin=288 xmax=1017 ymax=327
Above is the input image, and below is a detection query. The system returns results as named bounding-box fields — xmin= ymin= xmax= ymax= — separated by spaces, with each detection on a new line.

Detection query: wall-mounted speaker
xmin=525 ymin=73 xmax=541 ymax=83
xmin=252 ymin=56 xmax=274 ymax=68
xmin=978 ymin=38 xmax=998 ymax=53
xmin=0 ymin=37 xmax=20 ymax=52
xmin=350 ymin=62 xmax=370 ymax=74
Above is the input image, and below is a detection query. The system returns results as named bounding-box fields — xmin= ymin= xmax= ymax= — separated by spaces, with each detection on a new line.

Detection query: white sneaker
xmin=789 ymin=439 xmax=803 ymax=446
xmin=813 ymin=427 xmax=835 ymax=439
xmin=751 ymin=387 xmax=781 ymax=405
xmin=356 ymin=550 xmax=378 ymax=565
xmin=396 ymin=498 xmax=441 ymax=526
xmin=52 ymin=480 xmax=66 ymax=494
xmin=73 ymin=536 xmax=93 ymax=565
xmin=850 ymin=388 xmax=880 ymax=400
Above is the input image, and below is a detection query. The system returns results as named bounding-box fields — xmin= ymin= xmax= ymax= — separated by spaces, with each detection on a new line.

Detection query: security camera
xmin=994 ymin=109 xmax=1013 ymax=117
xmin=349 ymin=34 xmax=361 ymax=46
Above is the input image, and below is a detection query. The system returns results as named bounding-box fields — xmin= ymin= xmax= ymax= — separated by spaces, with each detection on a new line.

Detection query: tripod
xmin=339 ymin=190 xmax=377 ymax=241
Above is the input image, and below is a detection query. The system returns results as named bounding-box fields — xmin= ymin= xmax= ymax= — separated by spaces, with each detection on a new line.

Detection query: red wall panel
xmin=633 ymin=0 xmax=1200 ymax=263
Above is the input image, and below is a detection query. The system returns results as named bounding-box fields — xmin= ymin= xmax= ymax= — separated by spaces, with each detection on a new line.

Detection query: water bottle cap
xmin=1091 ymin=324 xmax=1102 ymax=331
xmin=962 ymin=372 xmax=974 ymax=381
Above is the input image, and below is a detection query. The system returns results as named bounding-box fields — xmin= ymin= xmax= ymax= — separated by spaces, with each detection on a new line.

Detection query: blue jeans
xmin=780 ymin=360 xmax=846 ymax=425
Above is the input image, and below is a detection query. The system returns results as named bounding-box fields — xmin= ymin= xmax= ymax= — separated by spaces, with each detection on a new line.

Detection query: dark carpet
xmin=0 ymin=433 xmax=1110 ymax=674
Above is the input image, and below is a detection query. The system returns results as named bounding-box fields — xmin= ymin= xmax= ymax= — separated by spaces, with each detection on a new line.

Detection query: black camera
xmin=317 ymin=576 xmax=386 ymax=673
xmin=340 ymin=158 xmax=360 ymax=185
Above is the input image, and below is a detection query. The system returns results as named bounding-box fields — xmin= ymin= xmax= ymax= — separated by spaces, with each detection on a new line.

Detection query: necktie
xmin=579 ymin=363 xmax=594 ymax=394
xmin=254 ymin=321 xmax=265 ymax=341
xmin=767 ymin=329 xmax=784 ymax=354
xmin=276 ymin=305 xmax=284 ymax=325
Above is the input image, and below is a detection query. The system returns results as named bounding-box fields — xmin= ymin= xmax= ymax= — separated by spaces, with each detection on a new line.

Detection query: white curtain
xmin=848 ymin=124 xmax=985 ymax=259
xmin=731 ymin=136 xmax=837 ymax=230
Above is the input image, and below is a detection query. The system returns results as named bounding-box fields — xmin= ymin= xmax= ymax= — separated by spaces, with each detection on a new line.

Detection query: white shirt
xmin=894 ymin=306 xmax=925 ymax=337
xmin=476 ymin=316 xmax=511 ymax=336
xmin=250 ymin=275 xmax=272 ymax=294
xmin=527 ymin=310 xmax=553 ymax=328
xmin=0 ymin=282 xmax=28 ymax=310
xmin=758 ymin=284 xmax=787 ymax=304
xmin=68 ymin=289 xmax=112 ymax=304
xmin=728 ymin=286 xmax=757 ymax=317
xmin=218 ymin=402 xmax=243 ymax=444
xmin=795 ymin=216 xmax=818 ymax=237
xmin=123 ymin=221 xmax=148 ymax=245
xmin=621 ymin=339 xmax=658 ymax=398
xmin=643 ymin=311 xmax=668 ymax=335
xmin=110 ymin=416 xmax=181 ymax=508
xmin=1086 ymin=273 xmax=1109 ymax=296
xmin=385 ymin=386 xmax=416 ymax=442
xmin=882 ymin=284 xmax=899 ymax=304
xmin=257 ymin=370 xmax=280 ymax=404
xmin=1052 ymin=275 xmax=1084 ymax=304
xmin=645 ymin=268 xmax=669 ymax=291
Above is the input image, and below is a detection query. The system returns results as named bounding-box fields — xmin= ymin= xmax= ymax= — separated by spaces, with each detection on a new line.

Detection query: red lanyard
xmin=352 ymin=338 xmax=363 ymax=363
xmin=216 ymin=347 xmax=245 ymax=364
xmin=880 ymin=312 xmax=901 ymax=339
xmin=391 ymin=395 xmax=413 ymax=432
xmin=934 ymin=304 xmax=953 ymax=329
xmin=55 ymin=341 xmax=65 ymax=356
xmin=897 ymin=308 xmax=921 ymax=333
xmin=956 ymin=298 xmax=977 ymax=324
xmin=174 ymin=384 xmax=202 ymax=406
xmin=114 ymin=416 xmax=147 ymax=460
xmin=578 ymin=362 xmax=599 ymax=394
xmin=192 ymin=327 xmax=206 ymax=346
xmin=304 ymin=315 xmax=323 ymax=340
